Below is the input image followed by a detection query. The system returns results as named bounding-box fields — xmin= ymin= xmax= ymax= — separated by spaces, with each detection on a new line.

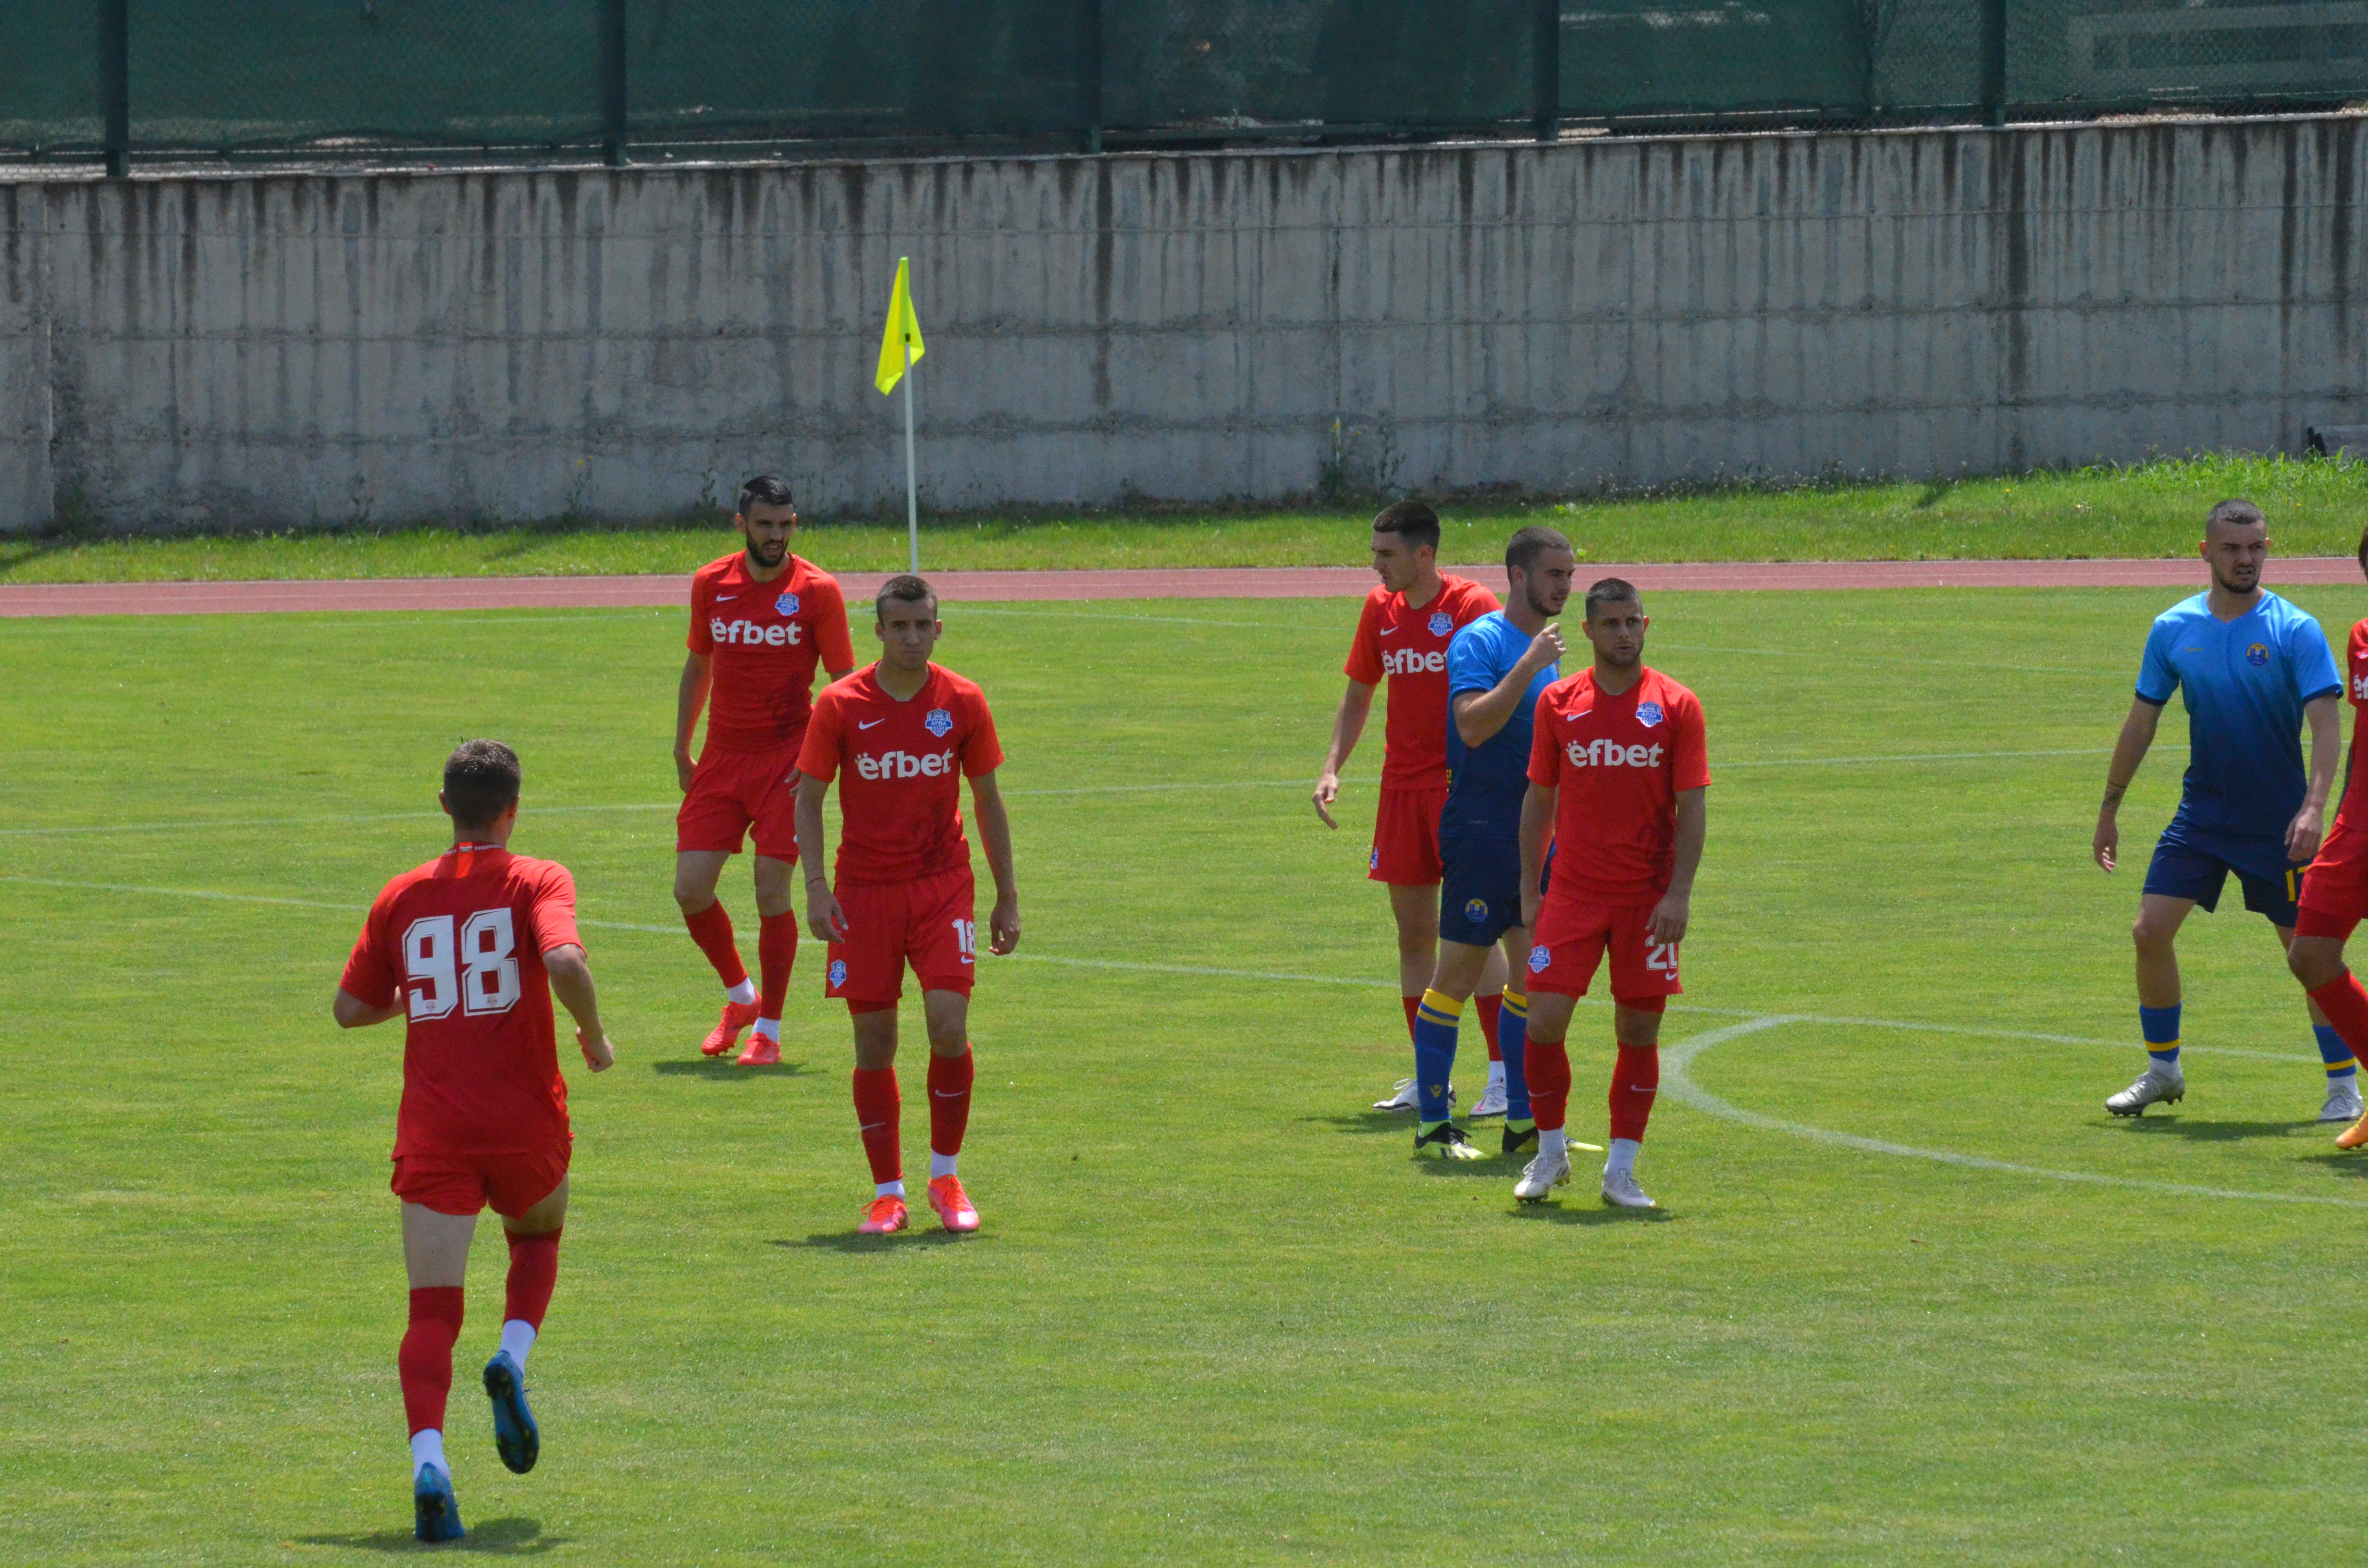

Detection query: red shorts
xmin=1526 ymin=897 xmax=1682 ymax=1005
xmin=391 ymin=1144 xmax=569 ymax=1219
xmin=676 ymin=743 xmax=802 ymax=861
xmin=2298 ymin=815 xmax=2368 ymax=941
xmin=825 ymin=866 xmax=977 ymax=1009
xmin=1369 ymin=785 xmax=1446 ymax=885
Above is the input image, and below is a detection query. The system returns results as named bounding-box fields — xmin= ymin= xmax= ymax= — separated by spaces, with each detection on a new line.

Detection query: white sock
xmin=499 ymin=1319 xmax=537 ymax=1372
xmin=1539 ymin=1127 xmax=1568 ymax=1160
xmin=1606 ymin=1138 xmax=1640 ymax=1177
xmin=410 ymin=1428 xmax=447 ymax=1480
xmin=875 ymin=1179 xmax=905 ymax=1198
xmin=751 ymin=1017 xmax=780 ymax=1041
xmin=1486 ymin=1059 xmax=1506 ymax=1091
xmin=726 ymin=978 xmax=757 ymax=1006
xmin=929 ymin=1151 xmax=958 ymax=1179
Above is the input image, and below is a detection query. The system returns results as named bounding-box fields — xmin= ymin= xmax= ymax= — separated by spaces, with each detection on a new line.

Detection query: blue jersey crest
xmin=924 ymin=708 xmax=954 ymax=738
xmin=775 ymin=591 xmax=801 ymax=616
xmin=1428 ymin=611 xmax=1454 ymax=637
xmin=1637 ymin=701 xmax=1665 ymax=728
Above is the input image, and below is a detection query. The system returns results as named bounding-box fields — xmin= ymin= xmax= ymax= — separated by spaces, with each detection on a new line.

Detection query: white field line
xmin=0 ymin=746 xmax=2110 ymax=840
xmin=1663 ymin=1016 xmax=2368 ymax=1210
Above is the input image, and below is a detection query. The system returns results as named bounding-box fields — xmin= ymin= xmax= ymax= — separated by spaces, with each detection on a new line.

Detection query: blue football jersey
xmin=2135 ymin=590 xmax=2341 ymax=839
xmin=1440 ymin=612 xmax=1556 ymax=842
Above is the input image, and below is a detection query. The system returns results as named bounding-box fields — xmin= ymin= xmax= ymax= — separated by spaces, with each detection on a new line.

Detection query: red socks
xmin=1526 ymin=1039 xmax=1573 ymax=1130
xmin=1609 ymin=1043 xmax=1660 ymax=1143
xmin=1476 ymin=992 xmax=1504 ymax=1062
xmin=1401 ymin=994 xmax=1421 ymax=1042
xmin=684 ymin=901 xmax=749 ymax=990
xmin=399 ymin=1286 xmax=465 ymax=1437
xmin=2308 ymin=972 xmax=2368 ymax=1067
xmin=852 ymin=1066 xmax=902 ymax=1184
xmin=928 ymin=1047 xmax=974 ymax=1158
xmin=757 ymin=912 xmax=796 ymax=1021
xmin=503 ymin=1228 xmax=561 ymax=1330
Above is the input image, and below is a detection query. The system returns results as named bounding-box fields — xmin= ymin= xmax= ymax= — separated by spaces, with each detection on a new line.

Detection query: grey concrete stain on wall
xmin=2 ymin=115 xmax=2366 ymax=531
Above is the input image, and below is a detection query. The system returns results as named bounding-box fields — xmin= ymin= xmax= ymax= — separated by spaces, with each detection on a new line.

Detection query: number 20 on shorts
xmin=403 ymin=908 xmax=523 ymax=1019
xmin=1645 ymin=940 xmax=1679 ymax=979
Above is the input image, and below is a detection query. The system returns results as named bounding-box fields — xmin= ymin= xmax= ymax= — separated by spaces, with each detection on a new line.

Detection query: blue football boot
xmin=413 ymin=1462 xmax=465 ymax=1543
xmin=482 ymin=1350 xmax=540 ymax=1474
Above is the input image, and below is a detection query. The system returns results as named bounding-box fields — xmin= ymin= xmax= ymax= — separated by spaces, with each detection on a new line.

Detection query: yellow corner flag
xmin=875 ymin=256 xmax=925 ymax=395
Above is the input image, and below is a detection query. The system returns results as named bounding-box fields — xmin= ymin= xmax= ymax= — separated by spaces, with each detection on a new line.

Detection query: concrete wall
xmin=5 ymin=116 xmax=2368 ymax=530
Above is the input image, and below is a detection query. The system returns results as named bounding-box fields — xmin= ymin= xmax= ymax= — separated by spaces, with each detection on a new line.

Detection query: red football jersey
xmin=2338 ymin=617 xmax=2368 ymax=825
xmin=1527 ymin=666 xmax=1710 ymax=906
xmin=339 ymin=846 xmax=583 ymax=1161
xmin=796 ymin=663 xmax=1005 ymax=885
xmin=688 ymin=552 xmax=856 ymax=754
xmin=1344 ymin=575 xmax=1501 ymax=790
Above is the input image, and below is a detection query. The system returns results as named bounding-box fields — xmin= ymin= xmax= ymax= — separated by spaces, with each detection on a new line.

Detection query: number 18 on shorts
xmin=823 ymin=867 xmax=980 ymax=1007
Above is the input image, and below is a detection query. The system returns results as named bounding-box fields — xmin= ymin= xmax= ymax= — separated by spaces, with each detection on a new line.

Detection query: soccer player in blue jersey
xmin=1409 ymin=526 xmax=1576 ymax=1159
xmin=2093 ymin=499 xmax=2348 ymax=1118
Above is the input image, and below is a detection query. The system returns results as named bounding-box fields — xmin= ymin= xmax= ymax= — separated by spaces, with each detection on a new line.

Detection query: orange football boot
xmin=927 ymin=1176 xmax=980 ymax=1233
xmin=858 ymin=1195 xmax=909 ymax=1234
xmin=734 ymin=1031 xmax=782 ymax=1067
xmin=699 ymin=999 xmax=761 ymax=1056
xmin=2338 ymin=1111 xmax=2368 ymax=1151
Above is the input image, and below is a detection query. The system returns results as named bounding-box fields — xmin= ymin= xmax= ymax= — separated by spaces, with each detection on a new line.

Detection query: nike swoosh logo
xmin=857 ymin=718 xmax=886 ymax=730
xmin=715 ymin=594 xmax=738 ymax=601
xmin=932 ymin=1089 xmax=966 ymax=1098
xmin=1379 ymin=627 xmax=1400 ymax=637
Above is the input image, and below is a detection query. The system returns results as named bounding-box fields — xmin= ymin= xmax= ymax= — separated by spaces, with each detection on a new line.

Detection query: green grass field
xmin=12 ymin=452 xmax=2368 ymax=582
xmin=7 ymin=585 xmax=2368 ymax=1565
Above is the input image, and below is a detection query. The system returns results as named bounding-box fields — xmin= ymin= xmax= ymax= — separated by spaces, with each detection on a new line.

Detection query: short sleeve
xmin=794 ymin=692 xmax=845 ymax=784
xmin=338 ymin=886 xmax=401 ymax=1010
xmin=1670 ymin=692 xmax=1710 ymax=792
xmin=530 ymin=863 xmax=582 ymax=956
xmin=687 ymin=574 xmax=715 ymax=655
xmin=2134 ymin=619 xmax=2179 ymax=705
xmin=1447 ymin=623 xmax=1498 ymax=697
xmin=814 ymin=578 xmax=856 ymax=674
xmin=961 ymin=691 xmax=1006 ymax=777
xmin=2290 ymin=609 xmax=2343 ymax=702
xmin=1344 ymin=597 xmax=1384 ymax=685
xmin=2350 ymin=622 xmax=2368 ymax=708
xmin=1527 ymin=690 xmax=1562 ymax=786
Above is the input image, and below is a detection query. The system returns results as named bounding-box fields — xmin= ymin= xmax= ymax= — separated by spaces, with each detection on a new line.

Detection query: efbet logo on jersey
xmin=1427 ymin=610 xmax=1454 ymax=637
xmin=1381 ymin=648 xmax=1447 ymax=675
xmin=1566 ymin=737 xmax=1666 ymax=768
xmin=828 ymin=959 xmax=847 ymax=989
xmin=2246 ymin=642 xmax=2269 ymax=666
xmin=854 ymin=747 xmax=958 ymax=780
xmin=1636 ymin=701 xmax=1665 ymax=728
xmin=1528 ymin=944 xmax=1550 ymax=973
xmin=711 ymin=617 xmax=806 ymax=647
xmin=2355 ymin=673 xmax=2368 ymax=700
xmin=924 ymin=707 xmax=955 ymax=739
xmin=775 ymin=591 xmax=801 ymax=616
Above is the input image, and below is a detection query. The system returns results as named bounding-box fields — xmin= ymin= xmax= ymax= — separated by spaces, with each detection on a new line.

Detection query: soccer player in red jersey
xmin=332 ymin=741 xmax=616 ymax=1543
xmin=674 ymin=475 xmax=855 ymax=1066
xmin=1512 ymin=579 xmax=1708 ymax=1210
xmin=1311 ymin=501 xmax=1504 ymax=1111
xmin=2286 ymin=528 xmax=2368 ymax=1147
xmin=794 ymin=575 xmax=1020 ymax=1235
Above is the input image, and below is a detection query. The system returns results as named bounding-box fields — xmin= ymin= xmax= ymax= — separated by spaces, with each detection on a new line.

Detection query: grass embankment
xmin=9 ymin=453 xmax=2368 ymax=583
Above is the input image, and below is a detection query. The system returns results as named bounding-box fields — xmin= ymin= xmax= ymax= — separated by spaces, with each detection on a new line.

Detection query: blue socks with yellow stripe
xmin=2316 ymin=1023 xmax=2357 ymax=1082
xmin=2140 ymin=1004 xmax=2181 ymax=1067
xmin=1498 ymin=989 xmax=1532 ymax=1126
xmin=1413 ymin=990 xmax=1461 ymax=1123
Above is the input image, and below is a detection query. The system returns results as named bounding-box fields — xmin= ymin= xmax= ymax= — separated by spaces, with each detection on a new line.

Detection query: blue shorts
xmin=2142 ymin=822 xmax=2306 ymax=927
xmin=1438 ymin=836 xmax=1547 ymax=947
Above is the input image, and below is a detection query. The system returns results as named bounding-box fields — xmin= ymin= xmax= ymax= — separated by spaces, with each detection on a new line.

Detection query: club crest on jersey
xmin=2246 ymin=642 xmax=2269 ymax=667
xmin=1369 ymin=845 xmax=1381 ymax=870
xmin=775 ymin=591 xmax=801 ymax=617
xmin=1637 ymin=701 xmax=1665 ymax=728
xmin=1465 ymin=898 xmax=1488 ymax=923
xmin=828 ymin=959 xmax=848 ymax=989
xmin=1427 ymin=611 xmax=1454 ymax=637
xmin=1528 ymin=944 xmax=1550 ymax=973
xmin=924 ymin=708 xmax=954 ymax=738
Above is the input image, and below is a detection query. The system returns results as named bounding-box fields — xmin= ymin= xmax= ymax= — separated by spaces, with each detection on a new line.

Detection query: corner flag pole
xmin=875 ymin=254 xmax=928 ymax=576
xmin=901 ymin=336 xmax=918 ymax=575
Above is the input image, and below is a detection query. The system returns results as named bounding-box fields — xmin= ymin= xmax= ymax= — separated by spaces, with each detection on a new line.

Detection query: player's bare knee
xmin=2131 ymin=913 xmax=2176 ymax=954
xmin=2290 ymin=936 xmax=2346 ymax=988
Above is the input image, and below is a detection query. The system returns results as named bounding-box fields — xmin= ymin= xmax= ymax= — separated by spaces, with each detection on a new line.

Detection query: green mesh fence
xmin=5 ymin=0 xmax=2368 ymax=160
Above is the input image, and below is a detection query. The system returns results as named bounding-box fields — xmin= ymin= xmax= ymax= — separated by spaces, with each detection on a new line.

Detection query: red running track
xmin=1 ymin=558 xmax=2363 ymax=616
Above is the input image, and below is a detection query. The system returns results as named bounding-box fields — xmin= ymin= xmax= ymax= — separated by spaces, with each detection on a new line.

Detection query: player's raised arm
xmin=2095 ymin=694 xmax=2165 ymax=871
xmin=1454 ymin=624 xmax=1563 ymax=748
xmin=541 ymin=943 xmax=615 ymax=1072
xmin=674 ymin=649 xmax=713 ymax=793
xmin=1313 ymin=679 xmax=1376 ymax=829
xmin=968 ymin=768 xmax=1021 ymax=955
xmin=794 ymin=772 xmax=846 ymax=943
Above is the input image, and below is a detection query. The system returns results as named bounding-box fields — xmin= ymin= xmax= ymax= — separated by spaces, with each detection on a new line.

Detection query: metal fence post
xmin=1532 ymin=0 xmax=1560 ymax=143
xmin=1079 ymin=0 xmax=1104 ymax=154
xmin=100 ymin=0 xmax=128 ymax=176
xmin=600 ymin=0 xmax=629 ymax=167
xmin=1978 ymin=0 xmax=2007 ymax=126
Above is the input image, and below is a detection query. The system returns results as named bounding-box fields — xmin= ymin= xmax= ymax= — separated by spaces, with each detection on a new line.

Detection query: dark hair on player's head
xmin=1505 ymin=525 xmax=1572 ymax=576
xmin=2206 ymin=497 xmax=2265 ymax=535
xmin=875 ymin=573 xmax=937 ymax=624
xmin=444 ymin=739 xmax=521 ymax=833
xmin=1372 ymin=501 xmax=1442 ymax=554
xmin=1584 ymin=577 xmax=1641 ymax=620
xmin=738 ymin=474 xmax=796 ymax=514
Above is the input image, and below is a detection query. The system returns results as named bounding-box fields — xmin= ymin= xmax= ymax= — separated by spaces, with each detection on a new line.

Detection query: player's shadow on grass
xmin=1505 ymin=1201 xmax=1677 ymax=1226
xmin=2296 ymin=1152 xmax=2368 ymax=1178
xmin=1303 ymin=1112 xmax=1422 ymax=1137
xmin=2111 ymin=1116 xmax=2321 ymax=1142
xmin=296 ymin=1516 xmax=559 ymax=1554
xmin=775 ymin=1231 xmax=988 ymax=1252
xmin=650 ymin=1059 xmax=809 ymax=1080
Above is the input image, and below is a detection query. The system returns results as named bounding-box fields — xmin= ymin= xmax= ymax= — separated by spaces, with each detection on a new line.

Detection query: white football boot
xmin=1469 ymin=1078 xmax=1509 ymax=1119
xmin=2319 ymin=1076 xmax=2366 ymax=1124
xmin=2105 ymin=1062 xmax=2185 ymax=1116
xmin=1601 ymin=1168 xmax=1657 ymax=1209
xmin=1514 ymin=1148 xmax=1571 ymax=1201
xmin=1374 ymin=1078 xmax=1454 ymax=1113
